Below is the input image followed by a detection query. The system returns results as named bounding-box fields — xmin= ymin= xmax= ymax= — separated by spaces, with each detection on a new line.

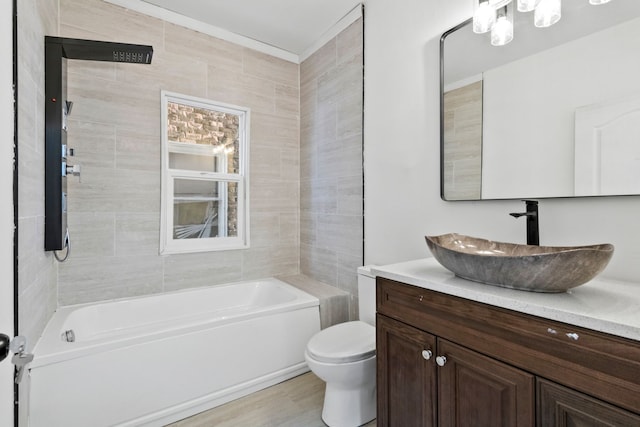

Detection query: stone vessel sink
xmin=425 ymin=233 xmax=614 ymax=293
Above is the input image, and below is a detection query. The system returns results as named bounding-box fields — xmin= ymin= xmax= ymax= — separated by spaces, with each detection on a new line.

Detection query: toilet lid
xmin=306 ymin=321 xmax=376 ymax=363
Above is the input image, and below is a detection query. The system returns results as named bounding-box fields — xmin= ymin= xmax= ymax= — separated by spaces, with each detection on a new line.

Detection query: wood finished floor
xmin=168 ymin=372 xmax=377 ymax=427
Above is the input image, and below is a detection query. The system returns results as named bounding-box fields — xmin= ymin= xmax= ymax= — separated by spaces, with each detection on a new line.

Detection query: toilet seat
xmin=306 ymin=321 xmax=375 ymax=363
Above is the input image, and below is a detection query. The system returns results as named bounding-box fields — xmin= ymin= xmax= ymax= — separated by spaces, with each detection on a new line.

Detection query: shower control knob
xmin=421 ymin=350 xmax=433 ymax=360
xmin=436 ymin=355 xmax=447 ymax=367
xmin=66 ymin=164 xmax=81 ymax=176
xmin=65 ymin=164 xmax=82 ymax=183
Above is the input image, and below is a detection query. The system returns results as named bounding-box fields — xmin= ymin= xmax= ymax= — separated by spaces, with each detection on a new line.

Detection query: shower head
xmin=46 ymin=36 xmax=153 ymax=64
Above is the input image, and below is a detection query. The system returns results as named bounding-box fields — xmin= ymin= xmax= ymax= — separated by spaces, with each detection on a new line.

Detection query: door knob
xmin=421 ymin=349 xmax=433 ymax=360
xmin=436 ymin=355 xmax=447 ymax=367
xmin=0 ymin=334 xmax=9 ymax=362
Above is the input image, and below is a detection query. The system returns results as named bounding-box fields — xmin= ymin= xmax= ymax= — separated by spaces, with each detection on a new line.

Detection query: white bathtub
xmin=28 ymin=278 xmax=321 ymax=427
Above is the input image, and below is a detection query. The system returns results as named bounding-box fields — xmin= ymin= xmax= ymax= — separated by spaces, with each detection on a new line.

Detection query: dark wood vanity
xmin=376 ymin=276 xmax=640 ymax=426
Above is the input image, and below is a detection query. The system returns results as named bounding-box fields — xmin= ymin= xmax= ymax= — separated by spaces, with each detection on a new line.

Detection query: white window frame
xmin=160 ymin=91 xmax=250 ymax=254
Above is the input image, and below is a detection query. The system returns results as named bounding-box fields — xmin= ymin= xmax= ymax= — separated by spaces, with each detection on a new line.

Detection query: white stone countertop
xmin=371 ymin=258 xmax=640 ymax=342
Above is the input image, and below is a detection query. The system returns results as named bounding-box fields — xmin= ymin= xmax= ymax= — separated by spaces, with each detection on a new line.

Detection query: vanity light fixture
xmin=491 ymin=5 xmax=514 ymax=46
xmin=517 ymin=0 xmax=540 ymax=12
xmin=473 ymin=0 xmax=614 ymax=45
xmin=534 ymin=0 xmax=561 ymax=28
xmin=473 ymin=0 xmax=496 ymax=33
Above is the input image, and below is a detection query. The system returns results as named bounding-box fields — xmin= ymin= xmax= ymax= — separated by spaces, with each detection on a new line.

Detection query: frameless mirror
xmin=440 ymin=1 xmax=640 ymax=201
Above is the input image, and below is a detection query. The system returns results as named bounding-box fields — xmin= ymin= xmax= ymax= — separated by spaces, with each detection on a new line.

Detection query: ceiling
xmin=138 ymin=0 xmax=361 ymax=57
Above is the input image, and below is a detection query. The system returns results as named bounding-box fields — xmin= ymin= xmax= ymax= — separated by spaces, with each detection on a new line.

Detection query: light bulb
xmin=589 ymin=0 xmax=612 ymax=4
xmin=517 ymin=0 xmax=540 ymax=12
xmin=534 ymin=0 xmax=561 ymax=28
xmin=473 ymin=0 xmax=496 ymax=34
xmin=491 ymin=5 xmax=514 ymax=46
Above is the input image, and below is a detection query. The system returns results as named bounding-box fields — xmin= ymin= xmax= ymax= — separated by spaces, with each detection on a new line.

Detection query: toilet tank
xmin=357 ymin=266 xmax=377 ymax=326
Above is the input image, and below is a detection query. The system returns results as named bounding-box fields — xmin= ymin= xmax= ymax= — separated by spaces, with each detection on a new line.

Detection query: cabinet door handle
xmin=566 ymin=332 xmax=579 ymax=341
xmin=436 ymin=355 xmax=447 ymax=367
xmin=421 ymin=350 xmax=433 ymax=360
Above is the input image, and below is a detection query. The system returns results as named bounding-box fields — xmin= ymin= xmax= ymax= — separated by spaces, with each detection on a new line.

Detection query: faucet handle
xmin=511 ymin=200 xmax=540 ymax=246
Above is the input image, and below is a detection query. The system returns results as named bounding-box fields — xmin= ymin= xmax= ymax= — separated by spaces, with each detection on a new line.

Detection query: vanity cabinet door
xmin=537 ymin=378 xmax=640 ymax=427
xmin=437 ymin=339 xmax=535 ymax=427
xmin=377 ymin=314 xmax=437 ymax=427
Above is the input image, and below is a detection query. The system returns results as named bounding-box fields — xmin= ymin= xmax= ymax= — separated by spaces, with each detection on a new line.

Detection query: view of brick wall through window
xmin=168 ymin=102 xmax=240 ymax=238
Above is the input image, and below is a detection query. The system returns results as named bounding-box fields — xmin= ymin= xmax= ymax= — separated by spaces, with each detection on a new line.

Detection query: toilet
xmin=305 ymin=266 xmax=377 ymax=427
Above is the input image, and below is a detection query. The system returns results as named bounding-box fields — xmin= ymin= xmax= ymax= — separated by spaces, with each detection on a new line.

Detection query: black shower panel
xmin=44 ymin=37 xmax=153 ymax=251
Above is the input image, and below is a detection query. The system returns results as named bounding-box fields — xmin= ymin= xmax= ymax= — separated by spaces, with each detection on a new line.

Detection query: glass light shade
xmin=473 ymin=0 xmax=496 ymax=34
xmin=534 ymin=0 xmax=561 ymax=28
xmin=491 ymin=6 xmax=514 ymax=46
xmin=589 ymin=0 xmax=612 ymax=4
xmin=517 ymin=0 xmax=540 ymax=12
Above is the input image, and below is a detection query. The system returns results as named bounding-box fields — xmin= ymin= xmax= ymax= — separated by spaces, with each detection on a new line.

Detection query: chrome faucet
xmin=509 ymin=200 xmax=539 ymax=245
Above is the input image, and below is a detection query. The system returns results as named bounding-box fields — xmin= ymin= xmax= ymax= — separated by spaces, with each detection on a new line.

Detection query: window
xmin=160 ymin=91 xmax=250 ymax=254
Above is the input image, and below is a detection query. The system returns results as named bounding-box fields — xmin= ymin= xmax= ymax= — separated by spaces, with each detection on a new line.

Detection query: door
xmin=437 ymin=339 xmax=534 ymax=427
xmin=1 ymin=0 xmax=16 ymax=424
xmin=537 ymin=378 xmax=640 ymax=427
xmin=377 ymin=314 xmax=437 ymax=427
xmin=574 ymin=95 xmax=640 ymax=196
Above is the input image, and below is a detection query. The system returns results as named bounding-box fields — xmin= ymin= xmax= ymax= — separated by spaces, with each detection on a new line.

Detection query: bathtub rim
xmin=31 ymin=277 xmax=319 ymax=369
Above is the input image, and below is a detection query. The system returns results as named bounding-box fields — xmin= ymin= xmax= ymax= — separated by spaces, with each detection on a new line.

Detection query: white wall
xmin=1 ymin=0 xmax=15 ymax=421
xmin=363 ymin=0 xmax=640 ymax=282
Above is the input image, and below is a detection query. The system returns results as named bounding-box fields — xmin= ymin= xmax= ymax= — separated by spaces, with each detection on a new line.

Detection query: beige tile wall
xmin=17 ymin=0 xmax=59 ymax=343
xmin=18 ymin=0 xmax=363 ymax=314
xmin=300 ymin=18 xmax=364 ymax=319
xmin=443 ymin=81 xmax=483 ymax=200
xmin=57 ymin=0 xmax=300 ymax=305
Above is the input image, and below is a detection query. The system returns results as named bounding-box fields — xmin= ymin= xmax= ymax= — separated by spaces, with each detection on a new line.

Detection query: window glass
xmin=160 ymin=91 xmax=249 ymax=254
xmin=172 ymin=179 xmax=238 ymax=239
xmin=167 ymin=101 xmax=240 ymax=174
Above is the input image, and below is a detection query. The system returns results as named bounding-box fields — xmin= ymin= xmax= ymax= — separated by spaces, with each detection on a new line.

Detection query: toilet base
xmin=321 ymin=381 xmax=376 ymax=427
xmin=304 ymin=322 xmax=377 ymax=427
